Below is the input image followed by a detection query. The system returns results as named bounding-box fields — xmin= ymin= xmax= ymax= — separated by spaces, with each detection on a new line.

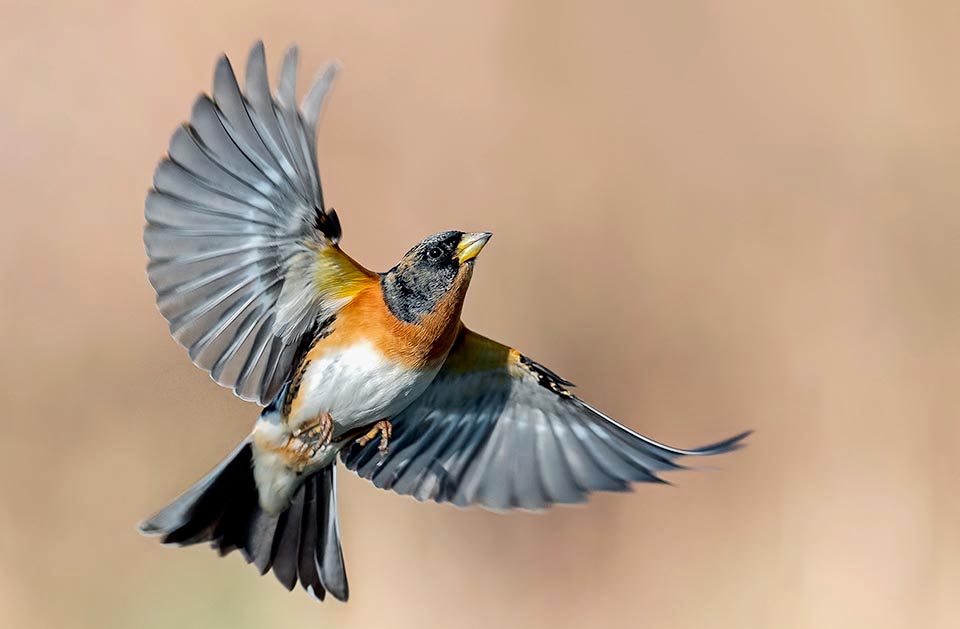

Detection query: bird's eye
xmin=426 ymin=247 xmax=443 ymax=260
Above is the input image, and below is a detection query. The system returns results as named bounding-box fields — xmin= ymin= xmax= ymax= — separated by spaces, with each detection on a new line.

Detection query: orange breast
xmin=284 ymin=273 xmax=470 ymax=420
xmin=304 ymin=262 xmax=471 ymax=363
xmin=329 ymin=283 xmax=465 ymax=368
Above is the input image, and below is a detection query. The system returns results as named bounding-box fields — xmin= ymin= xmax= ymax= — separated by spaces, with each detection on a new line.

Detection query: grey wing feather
xmin=341 ymin=331 xmax=750 ymax=511
xmin=144 ymin=42 xmax=343 ymax=405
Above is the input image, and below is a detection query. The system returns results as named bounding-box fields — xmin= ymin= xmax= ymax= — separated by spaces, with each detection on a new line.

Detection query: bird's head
xmin=381 ymin=231 xmax=492 ymax=324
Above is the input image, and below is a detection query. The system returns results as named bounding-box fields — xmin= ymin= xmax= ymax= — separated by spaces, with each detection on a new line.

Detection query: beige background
xmin=1 ymin=2 xmax=958 ymax=628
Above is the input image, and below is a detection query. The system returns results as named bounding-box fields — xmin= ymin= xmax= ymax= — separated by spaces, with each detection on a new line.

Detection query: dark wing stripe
xmin=342 ymin=329 xmax=749 ymax=511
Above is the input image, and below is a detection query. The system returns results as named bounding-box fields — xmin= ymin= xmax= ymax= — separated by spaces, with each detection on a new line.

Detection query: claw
xmin=287 ymin=412 xmax=334 ymax=463
xmin=356 ymin=419 xmax=392 ymax=459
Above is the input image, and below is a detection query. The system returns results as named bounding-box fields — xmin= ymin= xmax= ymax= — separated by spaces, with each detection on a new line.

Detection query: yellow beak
xmin=456 ymin=232 xmax=492 ymax=263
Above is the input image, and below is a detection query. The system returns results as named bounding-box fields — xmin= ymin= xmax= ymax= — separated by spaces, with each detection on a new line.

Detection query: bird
xmin=139 ymin=41 xmax=750 ymax=603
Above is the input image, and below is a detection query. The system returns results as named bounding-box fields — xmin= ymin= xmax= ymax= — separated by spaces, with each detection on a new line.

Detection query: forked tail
xmin=139 ymin=440 xmax=348 ymax=601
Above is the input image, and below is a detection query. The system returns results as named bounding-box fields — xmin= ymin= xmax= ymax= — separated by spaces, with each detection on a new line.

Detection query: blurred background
xmin=1 ymin=1 xmax=958 ymax=628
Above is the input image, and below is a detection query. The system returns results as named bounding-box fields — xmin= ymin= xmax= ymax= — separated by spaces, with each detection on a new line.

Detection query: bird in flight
xmin=139 ymin=41 xmax=749 ymax=603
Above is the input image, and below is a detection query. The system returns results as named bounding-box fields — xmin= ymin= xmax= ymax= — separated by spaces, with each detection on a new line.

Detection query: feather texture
xmin=139 ymin=442 xmax=349 ymax=601
xmin=144 ymin=41 xmax=365 ymax=404
xmin=341 ymin=328 xmax=750 ymax=510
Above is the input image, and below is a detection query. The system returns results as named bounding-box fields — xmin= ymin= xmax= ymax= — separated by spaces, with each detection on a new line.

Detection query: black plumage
xmin=139 ymin=441 xmax=349 ymax=601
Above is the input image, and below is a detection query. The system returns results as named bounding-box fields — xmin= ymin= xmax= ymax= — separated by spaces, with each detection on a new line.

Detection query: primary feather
xmin=341 ymin=328 xmax=750 ymax=511
xmin=144 ymin=41 xmax=368 ymax=404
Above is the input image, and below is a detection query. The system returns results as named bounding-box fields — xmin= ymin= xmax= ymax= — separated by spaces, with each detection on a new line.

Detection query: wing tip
xmin=302 ymin=59 xmax=343 ymax=129
xmin=137 ymin=517 xmax=163 ymax=537
xmin=212 ymin=53 xmax=240 ymax=93
xmin=684 ymin=429 xmax=753 ymax=456
xmin=282 ymin=43 xmax=300 ymax=64
xmin=245 ymin=40 xmax=269 ymax=90
xmin=277 ymin=45 xmax=300 ymax=106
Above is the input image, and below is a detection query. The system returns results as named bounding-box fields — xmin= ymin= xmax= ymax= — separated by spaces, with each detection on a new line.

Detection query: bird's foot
xmin=287 ymin=412 xmax=334 ymax=464
xmin=356 ymin=419 xmax=392 ymax=458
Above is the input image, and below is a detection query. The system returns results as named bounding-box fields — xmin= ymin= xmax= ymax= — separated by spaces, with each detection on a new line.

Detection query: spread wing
xmin=144 ymin=42 xmax=376 ymax=405
xmin=341 ymin=328 xmax=750 ymax=510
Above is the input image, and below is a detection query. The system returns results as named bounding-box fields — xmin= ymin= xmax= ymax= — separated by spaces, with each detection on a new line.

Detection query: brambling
xmin=139 ymin=42 xmax=749 ymax=602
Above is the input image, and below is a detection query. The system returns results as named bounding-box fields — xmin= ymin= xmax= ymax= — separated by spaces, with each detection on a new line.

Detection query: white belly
xmin=289 ymin=340 xmax=439 ymax=435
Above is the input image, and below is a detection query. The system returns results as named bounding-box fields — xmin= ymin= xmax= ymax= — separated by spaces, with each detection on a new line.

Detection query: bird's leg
xmin=286 ymin=412 xmax=335 ymax=464
xmin=356 ymin=419 xmax=393 ymax=456
xmin=250 ymin=412 xmax=338 ymax=512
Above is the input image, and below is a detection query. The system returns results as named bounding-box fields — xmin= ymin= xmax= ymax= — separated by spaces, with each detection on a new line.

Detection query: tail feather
xmin=139 ymin=440 xmax=349 ymax=601
xmin=317 ymin=467 xmax=348 ymax=598
xmin=247 ymin=508 xmax=281 ymax=575
xmin=272 ymin=494 xmax=303 ymax=591
xmin=298 ymin=476 xmax=325 ymax=599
